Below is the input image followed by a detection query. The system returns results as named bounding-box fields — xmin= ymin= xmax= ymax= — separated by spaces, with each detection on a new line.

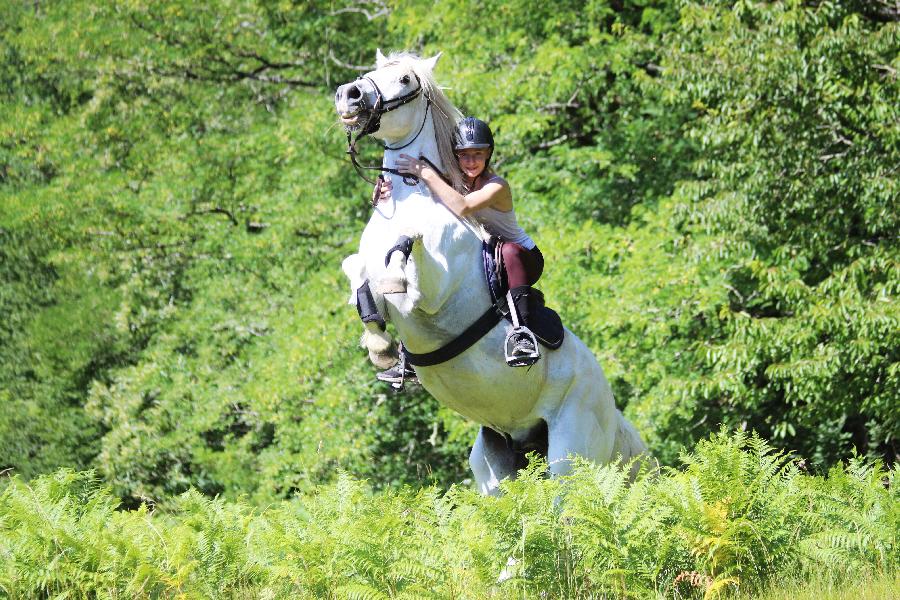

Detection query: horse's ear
xmin=422 ymin=52 xmax=442 ymax=73
xmin=375 ymin=48 xmax=388 ymax=67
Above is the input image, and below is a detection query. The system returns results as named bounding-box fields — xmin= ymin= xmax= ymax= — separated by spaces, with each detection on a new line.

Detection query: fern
xmin=334 ymin=583 xmax=390 ymax=600
xmin=0 ymin=432 xmax=895 ymax=599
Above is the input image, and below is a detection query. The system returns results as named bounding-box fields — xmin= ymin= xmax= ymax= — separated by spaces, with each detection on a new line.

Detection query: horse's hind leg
xmin=546 ymin=382 xmax=649 ymax=480
xmin=469 ymin=427 xmax=518 ymax=496
xmin=546 ymin=386 xmax=618 ymax=478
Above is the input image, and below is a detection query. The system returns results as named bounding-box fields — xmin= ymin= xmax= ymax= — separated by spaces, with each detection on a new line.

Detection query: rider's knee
xmin=500 ymin=242 xmax=526 ymax=265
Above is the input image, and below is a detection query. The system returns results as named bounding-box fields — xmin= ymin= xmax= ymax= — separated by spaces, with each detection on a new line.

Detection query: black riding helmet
xmin=453 ymin=117 xmax=494 ymax=169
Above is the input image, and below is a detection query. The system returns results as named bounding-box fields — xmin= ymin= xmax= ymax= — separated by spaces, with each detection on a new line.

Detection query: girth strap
xmin=402 ymin=306 xmax=501 ymax=367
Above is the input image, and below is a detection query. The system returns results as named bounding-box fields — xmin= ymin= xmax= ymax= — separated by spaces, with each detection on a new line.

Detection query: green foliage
xmin=1 ymin=0 xmax=897 ymax=509
xmin=1 ymin=0 xmax=471 ymax=501
xmin=652 ymin=0 xmax=900 ymax=465
xmin=0 ymin=433 xmax=896 ymax=598
xmin=385 ymin=0 xmax=898 ymax=468
xmin=391 ymin=0 xmax=692 ymax=224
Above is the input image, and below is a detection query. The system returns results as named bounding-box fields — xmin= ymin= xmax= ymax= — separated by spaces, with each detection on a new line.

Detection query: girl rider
xmin=376 ymin=117 xmax=544 ymax=384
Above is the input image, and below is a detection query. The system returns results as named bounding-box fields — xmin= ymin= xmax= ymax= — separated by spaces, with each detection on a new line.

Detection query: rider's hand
xmin=371 ymin=176 xmax=394 ymax=204
xmin=377 ymin=178 xmax=393 ymax=203
xmin=396 ymin=153 xmax=432 ymax=180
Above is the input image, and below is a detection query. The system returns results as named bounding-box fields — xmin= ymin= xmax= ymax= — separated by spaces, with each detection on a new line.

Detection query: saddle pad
xmin=482 ymin=238 xmax=506 ymax=304
xmin=530 ymin=305 xmax=564 ymax=350
xmin=482 ymin=239 xmax=565 ymax=350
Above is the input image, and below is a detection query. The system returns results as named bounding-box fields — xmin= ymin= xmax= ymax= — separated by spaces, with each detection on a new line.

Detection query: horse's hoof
xmin=369 ymin=349 xmax=398 ymax=369
xmin=497 ymin=556 xmax=520 ymax=583
xmin=375 ymin=278 xmax=407 ymax=294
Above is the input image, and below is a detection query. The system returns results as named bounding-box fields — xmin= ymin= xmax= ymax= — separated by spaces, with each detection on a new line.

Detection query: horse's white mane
xmin=381 ymin=51 xmax=465 ymax=193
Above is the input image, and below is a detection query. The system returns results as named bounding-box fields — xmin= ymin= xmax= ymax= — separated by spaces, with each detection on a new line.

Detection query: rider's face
xmin=456 ymin=148 xmax=490 ymax=179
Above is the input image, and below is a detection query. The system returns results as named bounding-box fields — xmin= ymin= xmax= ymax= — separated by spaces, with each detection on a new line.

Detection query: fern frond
xmin=334 ymin=582 xmax=390 ymax=600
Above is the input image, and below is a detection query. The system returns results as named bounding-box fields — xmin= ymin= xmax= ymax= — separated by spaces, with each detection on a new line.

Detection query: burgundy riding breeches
xmin=502 ymin=243 xmax=544 ymax=289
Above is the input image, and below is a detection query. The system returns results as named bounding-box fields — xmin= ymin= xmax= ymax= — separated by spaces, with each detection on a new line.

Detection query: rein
xmin=345 ymin=102 xmax=430 ymax=188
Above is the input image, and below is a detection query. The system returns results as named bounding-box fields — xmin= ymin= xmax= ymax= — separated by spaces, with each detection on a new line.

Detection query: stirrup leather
xmin=504 ymin=290 xmax=540 ymax=367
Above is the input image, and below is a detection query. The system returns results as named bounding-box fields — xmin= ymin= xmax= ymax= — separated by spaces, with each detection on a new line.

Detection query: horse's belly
xmin=415 ymin=348 xmax=565 ymax=432
xmin=413 ymin=327 xmax=608 ymax=435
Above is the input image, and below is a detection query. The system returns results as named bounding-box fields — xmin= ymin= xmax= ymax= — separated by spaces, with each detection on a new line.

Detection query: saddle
xmin=359 ymin=236 xmax=564 ymax=369
xmin=483 ymin=238 xmax=564 ymax=350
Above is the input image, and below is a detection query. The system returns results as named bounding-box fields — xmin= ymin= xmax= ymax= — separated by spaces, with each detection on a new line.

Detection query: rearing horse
xmin=335 ymin=51 xmax=646 ymax=494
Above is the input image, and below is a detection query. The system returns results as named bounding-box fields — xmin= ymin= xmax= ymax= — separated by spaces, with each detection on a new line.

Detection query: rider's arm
xmin=396 ymin=153 xmax=510 ymax=217
xmin=424 ymin=171 xmax=509 ymax=217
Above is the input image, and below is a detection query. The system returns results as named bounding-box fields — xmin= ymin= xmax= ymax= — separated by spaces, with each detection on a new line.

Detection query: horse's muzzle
xmin=335 ymin=80 xmax=377 ymax=124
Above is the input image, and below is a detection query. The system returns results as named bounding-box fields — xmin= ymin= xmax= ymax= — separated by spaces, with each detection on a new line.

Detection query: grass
xmin=0 ymin=430 xmax=895 ymax=599
xmin=735 ymin=572 xmax=899 ymax=600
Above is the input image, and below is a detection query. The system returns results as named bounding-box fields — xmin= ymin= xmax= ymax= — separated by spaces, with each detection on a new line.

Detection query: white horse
xmin=335 ymin=51 xmax=646 ymax=495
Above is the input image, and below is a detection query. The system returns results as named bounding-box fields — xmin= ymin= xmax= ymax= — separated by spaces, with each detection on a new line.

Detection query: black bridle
xmin=344 ymin=72 xmax=432 ymax=187
xmin=357 ymin=72 xmax=425 ymax=137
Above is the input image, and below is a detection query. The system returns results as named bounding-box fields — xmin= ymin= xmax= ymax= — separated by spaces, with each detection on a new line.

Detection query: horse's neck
xmin=373 ymin=113 xmax=494 ymax=353
xmin=379 ymin=116 xmax=443 ymax=202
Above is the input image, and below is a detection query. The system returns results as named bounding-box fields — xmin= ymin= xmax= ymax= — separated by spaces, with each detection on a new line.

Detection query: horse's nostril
xmin=348 ymin=86 xmax=361 ymax=100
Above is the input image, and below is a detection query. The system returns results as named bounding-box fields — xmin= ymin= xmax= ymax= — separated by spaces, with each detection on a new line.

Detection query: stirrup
xmin=389 ymin=343 xmax=413 ymax=391
xmin=504 ymin=290 xmax=540 ymax=367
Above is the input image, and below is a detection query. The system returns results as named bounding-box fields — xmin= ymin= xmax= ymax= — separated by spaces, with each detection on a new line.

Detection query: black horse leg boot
xmin=504 ymin=286 xmax=540 ymax=367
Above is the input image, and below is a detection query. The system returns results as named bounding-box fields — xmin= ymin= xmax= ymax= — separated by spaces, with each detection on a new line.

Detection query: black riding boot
xmin=376 ymin=362 xmax=417 ymax=385
xmin=505 ymin=285 xmax=541 ymax=366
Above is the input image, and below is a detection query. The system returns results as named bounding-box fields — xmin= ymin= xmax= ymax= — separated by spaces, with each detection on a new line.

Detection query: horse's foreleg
xmin=376 ymin=234 xmax=419 ymax=295
xmin=360 ymin=321 xmax=397 ymax=369
xmin=469 ymin=426 xmax=518 ymax=496
xmin=375 ymin=250 xmax=408 ymax=294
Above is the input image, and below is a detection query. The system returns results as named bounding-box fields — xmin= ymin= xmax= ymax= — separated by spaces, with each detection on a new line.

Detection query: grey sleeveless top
xmin=471 ymin=176 xmax=536 ymax=249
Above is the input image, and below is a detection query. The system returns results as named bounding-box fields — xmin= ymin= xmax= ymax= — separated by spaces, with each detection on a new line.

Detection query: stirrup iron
xmin=504 ymin=290 xmax=540 ymax=367
xmin=392 ymin=343 xmax=408 ymax=391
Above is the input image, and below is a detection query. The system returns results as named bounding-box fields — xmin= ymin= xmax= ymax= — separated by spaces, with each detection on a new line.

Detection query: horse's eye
xmin=400 ymin=75 xmax=411 ymax=85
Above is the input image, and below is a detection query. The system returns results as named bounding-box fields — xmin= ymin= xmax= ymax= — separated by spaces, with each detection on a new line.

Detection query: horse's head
xmin=335 ymin=50 xmax=441 ymax=143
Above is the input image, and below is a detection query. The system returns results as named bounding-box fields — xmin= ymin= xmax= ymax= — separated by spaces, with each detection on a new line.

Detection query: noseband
xmin=344 ymin=72 xmax=433 ymax=187
xmin=357 ymin=72 xmax=424 ymax=137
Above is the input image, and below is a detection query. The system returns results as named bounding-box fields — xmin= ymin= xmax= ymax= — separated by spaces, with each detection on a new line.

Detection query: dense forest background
xmin=1 ymin=1 xmax=898 ymax=597
xmin=1 ymin=0 xmax=897 ymax=504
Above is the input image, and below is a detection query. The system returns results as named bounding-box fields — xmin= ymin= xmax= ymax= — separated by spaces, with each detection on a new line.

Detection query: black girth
xmin=402 ymin=307 xmax=502 ymax=367
xmin=396 ymin=239 xmax=563 ymax=367
xmin=380 ymin=238 xmax=503 ymax=368
xmin=399 ymin=239 xmax=499 ymax=367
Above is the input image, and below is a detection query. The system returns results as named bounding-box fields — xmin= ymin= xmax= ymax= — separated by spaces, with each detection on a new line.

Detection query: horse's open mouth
xmin=340 ymin=112 xmax=367 ymax=130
